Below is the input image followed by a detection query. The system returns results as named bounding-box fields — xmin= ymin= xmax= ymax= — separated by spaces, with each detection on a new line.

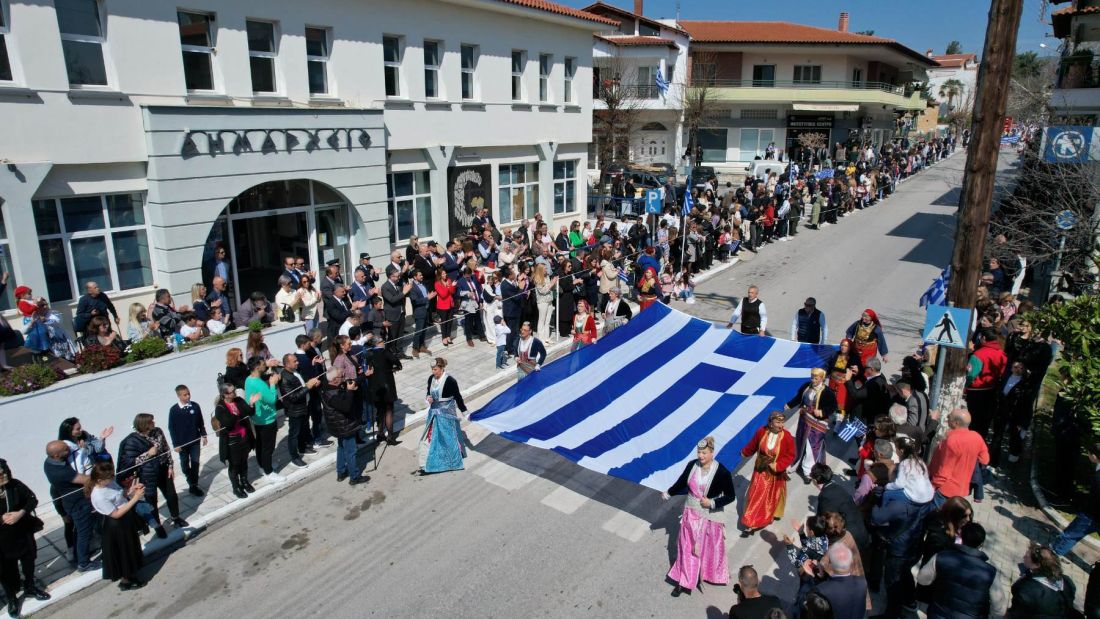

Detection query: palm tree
xmin=938 ymin=79 xmax=964 ymax=111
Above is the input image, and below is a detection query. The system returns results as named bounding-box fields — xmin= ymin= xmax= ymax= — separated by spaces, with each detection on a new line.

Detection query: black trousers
xmin=463 ymin=309 xmax=483 ymax=342
xmin=144 ymin=465 xmax=180 ymax=523
xmin=253 ymin=422 xmax=277 ymax=474
xmin=287 ymin=415 xmax=310 ymax=459
xmin=883 ymin=553 xmax=918 ymax=617
xmin=964 ymin=388 xmax=997 ymax=440
xmin=504 ymin=316 xmax=520 ymax=353
xmin=228 ymin=440 xmax=250 ymax=482
xmin=387 ymin=315 xmax=406 ymax=354
xmin=0 ymin=545 xmax=35 ymax=598
xmin=439 ymin=308 xmax=455 ymax=339
xmin=307 ymin=394 xmax=324 ymax=443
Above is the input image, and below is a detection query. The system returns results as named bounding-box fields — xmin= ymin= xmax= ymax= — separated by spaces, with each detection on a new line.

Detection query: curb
xmin=1028 ymin=442 xmax=1100 ymax=553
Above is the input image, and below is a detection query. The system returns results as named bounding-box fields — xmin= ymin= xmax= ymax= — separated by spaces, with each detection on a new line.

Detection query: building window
xmin=511 ymin=50 xmax=526 ymax=101
xmin=638 ymin=22 xmax=659 ymax=37
xmin=739 ymin=128 xmax=774 ymax=161
xmin=498 ymin=163 xmax=538 ymax=224
xmin=177 ymin=11 xmax=215 ymax=91
xmin=383 ymin=35 xmax=402 ymax=97
xmin=0 ymin=2 xmax=12 ymax=82
xmin=55 ymin=0 xmax=108 ymax=86
xmin=793 ymin=65 xmax=821 ymax=84
xmin=423 ymin=40 xmax=440 ymax=99
xmin=305 ymin=27 xmax=330 ymax=95
xmin=852 ymin=67 xmax=863 ymax=86
xmin=246 ymin=20 xmax=278 ymax=93
xmin=693 ymin=61 xmax=716 ymax=86
xmin=553 ymin=160 xmax=577 ymax=214
xmin=538 ymin=53 xmax=551 ymax=102
xmin=563 ymin=56 xmax=575 ymax=103
xmin=31 ymin=193 xmax=153 ymax=303
xmin=387 ymin=171 xmax=431 ymax=243
xmin=751 ymin=65 xmax=775 ymax=87
xmin=740 ymin=109 xmax=778 ymax=120
xmin=636 ymin=66 xmax=658 ymax=99
xmin=460 ymin=44 xmax=477 ymax=100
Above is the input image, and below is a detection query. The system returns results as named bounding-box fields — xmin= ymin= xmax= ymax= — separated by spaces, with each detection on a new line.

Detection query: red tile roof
xmin=1050 ymin=3 xmax=1100 ymax=38
xmin=680 ymin=21 xmax=938 ymax=65
xmin=582 ymin=1 xmax=690 ymax=36
xmin=496 ymin=0 xmax=618 ymax=26
xmin=932 ymin=53 xmax=978 ymax=68
xmin=1052 ymin=4 xmax=1100 ymax=15
xmin=595 ymin=34 xmax=679 ymax=49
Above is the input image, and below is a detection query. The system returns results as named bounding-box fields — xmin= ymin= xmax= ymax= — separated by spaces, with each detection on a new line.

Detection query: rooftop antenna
xmin=675 ymin=0 xmax=680 ymax=22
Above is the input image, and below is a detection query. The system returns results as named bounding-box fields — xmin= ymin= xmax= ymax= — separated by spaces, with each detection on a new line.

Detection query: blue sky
xmin=562 ymin=0 xmax=1056 ymax=58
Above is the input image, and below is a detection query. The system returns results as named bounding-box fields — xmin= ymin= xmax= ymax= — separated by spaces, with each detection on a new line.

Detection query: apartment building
xmin=926 ymin=50 xmax=979 ymax=116
xmin=1050 ymin=0 xmax=1100 ymax=126
xmin=0 ymin=0 xmax=607 ymax=331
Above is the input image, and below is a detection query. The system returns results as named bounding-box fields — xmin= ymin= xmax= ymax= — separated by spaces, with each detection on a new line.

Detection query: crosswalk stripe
xmin=540 ymin=485 xmax=590 ymax=515
xmin=474 ymin=459 xmax=537 ymax=491
xmin=600 ymin=509 xmax=651 ymax=543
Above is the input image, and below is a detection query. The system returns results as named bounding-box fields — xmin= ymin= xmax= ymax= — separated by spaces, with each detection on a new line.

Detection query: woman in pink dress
xmin=661 ymin=436 xmax=736 ymax=597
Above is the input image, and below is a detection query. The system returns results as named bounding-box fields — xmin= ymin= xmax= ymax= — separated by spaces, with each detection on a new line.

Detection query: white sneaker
xmin=686 ymin=297 xmax=696 ymax=304
xmin=266 ymin=472 xmax=286 ymax=483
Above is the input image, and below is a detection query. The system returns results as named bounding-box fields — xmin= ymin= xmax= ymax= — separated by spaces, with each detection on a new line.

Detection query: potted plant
xmin=74 ymin=344 xmax=123 ymax=374
xmin=0 ymin=364 xmax=63 ymax=396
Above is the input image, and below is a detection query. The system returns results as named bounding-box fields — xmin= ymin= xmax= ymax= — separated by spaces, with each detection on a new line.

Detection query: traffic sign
xmin=922 ymin=306 xmax=970 ymax=349
xmin=645 ymin=189 xmax=662 ymax=214
xmin=1056 ymin=209 xmax=1077 ymax=231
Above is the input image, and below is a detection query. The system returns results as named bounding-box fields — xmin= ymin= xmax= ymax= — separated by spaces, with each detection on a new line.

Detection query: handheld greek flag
xmin=470 ymin=303 xmax=835 ymax=491
xmin=617 ymin=267 xmax=630 ymax=283
xmin=837 ymin=417 xmax=868 ymax=442
xmin=682 ymin=188 xmax=694 ymax=216
xmin=919 ymin=265 xmax=951 ymax=307
xmin=655 ymin=70 xmax=669 ymax=96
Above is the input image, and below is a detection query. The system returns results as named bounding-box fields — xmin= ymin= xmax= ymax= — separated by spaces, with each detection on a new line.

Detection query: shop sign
xmin=179 ymin=128 xmax=373 ymax=158
xmin=787 ymin=115 xmax=834 ymax=129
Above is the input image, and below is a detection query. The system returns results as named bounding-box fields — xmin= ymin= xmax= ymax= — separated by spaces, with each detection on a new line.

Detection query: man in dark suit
xmin=811 ymin=544 xmax=868 ymax=619
xmin=319 ymin=260 xmax=343 ymax=299
xmin=293 ymin=333 xmax=329 ymax=448
xmin=441 ymin=240 xmax=463 ymax=283
xmin=323 ymin=284 xmax=356 ymax=341
xmin=281 ymin=256 xmax=302 ymax=289
xmin=811 ymin=464 xmax=870 ymax=551
xmin=407 ymin=269 xmax=435 ymax=358
xmin=728 ymin=565 xmax=783 ymax=619
xmin=846 ymin=356 xmax=891 ymax=423
xmin=498 ymin=266 xmax=527 ymax=353
xmin=381 ymin=269 xmax=412 ymax=358
xmin=348 ymin=269 xmax=374 ymax=321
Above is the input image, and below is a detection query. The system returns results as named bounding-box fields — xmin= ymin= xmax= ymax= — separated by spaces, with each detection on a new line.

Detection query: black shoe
xmin=671 ymin=585 xmax=683 ymax=597
xmin=740 ymin=529 xmax=755 ymax=538
xmin=8 ymin=597 xmax=22 ymax=618
xmin=349 ymin=476 xmax=370 ymax=486
xmin=188 ymin=486 xmax=204 ymax=497
xmin=119 ymin=579 xmax=146 ymax=591
xmin=386 ymin=437 xmax=402 ymax=446
xmin=798 ymin=471 xmax=811 ymax=485
xmin=302 ymin=447 xmax=318 ymax=455
xmin=291 ymin=457 xmax=307 ymax=467
xmin=337 ymin=473 xmax=348 ymax=483
xmin=242 ymin=481 xmax=256 ymax=493
xmin=154 ymin=526 xmax=167 ymax=539
xmin=27 ymin=587 xmax=51 ymax=601
xmin=355 ymin=436 xmax=366 ymax=445
xmin=375 ymin=432 xmax=388 ymax=443
xmin=76 ymin=560 xmax=101 ymax=573
xmin=172 ymin=517 xmax=189 ymax=528
xmin=315 ymin=439 xmax=334 ymax=448
xmin=232 ymin=487 xmax=247 ymax=499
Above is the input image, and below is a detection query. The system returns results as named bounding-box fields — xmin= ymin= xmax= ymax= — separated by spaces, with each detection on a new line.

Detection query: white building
xmin=925 ymin=51 xmax=979 ymax=116
xmin=0 ymin=0 xmax=607 ymax=332
xmin=587 ymin=0 xmax=690 ymax=170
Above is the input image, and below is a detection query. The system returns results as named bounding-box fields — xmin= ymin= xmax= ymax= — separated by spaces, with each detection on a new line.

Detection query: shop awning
xmin=792 ymin=103 xmax=860 ymax=112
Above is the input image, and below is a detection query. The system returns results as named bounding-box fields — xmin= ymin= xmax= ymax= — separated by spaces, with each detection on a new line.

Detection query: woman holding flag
xmin=740 ymin=411 xmax=796 ymax=537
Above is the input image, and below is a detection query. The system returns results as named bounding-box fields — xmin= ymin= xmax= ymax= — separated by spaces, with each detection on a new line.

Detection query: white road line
xmin=540 ymin=485 xmax=590 ymax=515
xmin=601 ymin=510 xmax=651 ymax=543
xmin=475 ymin=459 xmax=537 ymax=491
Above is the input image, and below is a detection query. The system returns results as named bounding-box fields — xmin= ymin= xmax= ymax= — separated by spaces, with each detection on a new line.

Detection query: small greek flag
xmin=682 ymin=188 xmax=694 ymax=217
xmin=655 ymin=70 xmax=669 ymax=96
xmin=837 ymin=418 xmax=868 ymax=442
xmin=617 ymin=268 xmax=630 ymax=283
xmin=919 ymin=265 xmax=951 ymax=308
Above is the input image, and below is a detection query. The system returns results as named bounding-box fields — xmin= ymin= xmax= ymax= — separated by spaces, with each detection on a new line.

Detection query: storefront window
xmin=498 ymin=163 xmax=538 ymax=224
xmin=387 ymin=171 xmax=432 ymax=242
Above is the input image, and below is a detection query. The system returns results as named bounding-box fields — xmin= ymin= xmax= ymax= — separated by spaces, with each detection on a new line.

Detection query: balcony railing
xmin=1056 ymin=56 xmax=1100 ymax=89
xmin=690 ymin=79 xmax=909 ymax=96
xmin=593 ymin=83 xmax=661 ymax=100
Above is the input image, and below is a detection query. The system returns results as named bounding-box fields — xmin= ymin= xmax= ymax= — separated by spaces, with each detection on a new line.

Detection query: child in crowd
xmin=179 ymin=312 xmax=204 ymax=341
xmin=206 ymin=306 xmax=227 ymax=335
xmin=167 ymin=384 xmax=207 ymax=497
xmin=493 ymin=316 xmax=510 ymax=369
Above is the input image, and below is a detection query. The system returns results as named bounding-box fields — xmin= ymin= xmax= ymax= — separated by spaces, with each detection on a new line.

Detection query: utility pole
xmin=936 ymin=0 xmax=1024 ymax=416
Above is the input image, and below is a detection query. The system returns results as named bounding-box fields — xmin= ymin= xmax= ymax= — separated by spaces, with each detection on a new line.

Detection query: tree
xmin=938 ymin=78 xmax=965 ymax=112
xmin=1027 ymin=294 xmax=1100 ymax=442
xmin=592 ymin=52 xmax=646 ymax=176
xmin=1006 ymin=54 xmax=1055 ymax=124
xmin=946 ymin=40 xmax=963 ymax=55
xmin=1013 ymin=51 xmax=1043 ymax=79
xmin=680 ymin=51 xmax=723 ymax=166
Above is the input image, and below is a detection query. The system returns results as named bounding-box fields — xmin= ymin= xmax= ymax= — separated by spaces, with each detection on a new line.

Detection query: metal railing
xmin=593 ymin=83 xmax=661 ymax=100
xmin=690 ymin=79 xmax=909 ymax=95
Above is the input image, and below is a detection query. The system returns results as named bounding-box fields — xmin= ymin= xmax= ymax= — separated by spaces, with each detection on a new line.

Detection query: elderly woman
xmin=82 ymin=315 xmax=127 ymax=353
xmin=0 ymin=460 xmax=50 ymax=614
xmin=274 ymin=275 xmax=302 ymax=323
xmin=417 ymin=357 xmax=468 ymax=475
xmin=117 ymin=413 xmax=186 ymax=536
xmin=600 ymin=287 xmax=632 ymax=335
xmin=662 ymin=436 xmax=735 ymax=597
xmin=788 ymin=368 xmax=838 ymax=482
xmin=741 ymin=411 xmax=796 ymax=537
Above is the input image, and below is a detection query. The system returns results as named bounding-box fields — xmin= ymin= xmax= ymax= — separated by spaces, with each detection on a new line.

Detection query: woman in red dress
xmin=637 ymin=268 xmax=661 ymax=312
xmin=826 ymin=338 xmax=861 ymax=418
xmin=570 ymin=299 xmax=597 ymax=352
xmin=740 ymin=411 xmax=796 ymax=537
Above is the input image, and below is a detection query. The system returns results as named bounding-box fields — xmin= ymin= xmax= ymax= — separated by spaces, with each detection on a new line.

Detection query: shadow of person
xmin=704 ymin=605 xmax=726 ymax=619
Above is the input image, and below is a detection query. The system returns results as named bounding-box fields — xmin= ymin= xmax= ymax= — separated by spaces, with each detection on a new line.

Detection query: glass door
xmin=314 ymin=206 xmax=350 ymax=274
xmin=230 ymin=211 xmax=308 ymax=304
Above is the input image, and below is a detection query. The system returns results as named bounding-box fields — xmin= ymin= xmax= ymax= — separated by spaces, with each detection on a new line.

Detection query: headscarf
xmin=886 ymin=458 xmax=934 ymax=504
xmin=13 ymin=286 xmax=30 ymax=298
xmin=863 ymin=308 xmax=881 ymax=328
xmin=839 ymin=337 xmax=852 ymax=351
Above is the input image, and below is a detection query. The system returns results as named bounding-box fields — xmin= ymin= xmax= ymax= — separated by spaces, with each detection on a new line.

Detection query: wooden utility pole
xmin=937 ymin=0 xmax=1024 ymax=415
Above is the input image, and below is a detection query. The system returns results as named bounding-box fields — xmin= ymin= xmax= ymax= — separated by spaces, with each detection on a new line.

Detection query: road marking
xmin=540 ymin=485 xmax=590 ymax=515
xmin=475 ymin=459 xmax=537 ymax=491
xmin=601 ymin=510 xmax=651 ymax=543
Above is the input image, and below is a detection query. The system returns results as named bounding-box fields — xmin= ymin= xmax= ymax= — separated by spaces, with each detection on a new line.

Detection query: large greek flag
xmin=470 ymin=303 xmax=834 ymax=491
xmin=919 ymin=265 xmax=951 ymax=307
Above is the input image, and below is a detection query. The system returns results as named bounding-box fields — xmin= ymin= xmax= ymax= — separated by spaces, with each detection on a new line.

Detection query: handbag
xmin=280 ymin=303 xmax=296 ymax=323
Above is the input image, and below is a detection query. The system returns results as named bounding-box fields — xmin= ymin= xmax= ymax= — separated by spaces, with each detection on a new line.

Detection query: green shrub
xmin=0 ymin=363 xmax=63 ymax=396
xmin=125 ymin=336 xmax=170 ymax=364
xmin=1027 ymin=294 xmax=1100 ymax=440
xmin=247 ymin=320 xmax=264 ymax=332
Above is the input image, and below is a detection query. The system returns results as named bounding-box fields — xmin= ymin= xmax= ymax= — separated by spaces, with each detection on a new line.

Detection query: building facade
xmin=0 ymin=0 xmax=606 ymax=332
xmin=1050 ymin=0 xmax=1100 ymax=125
xmin=925 ymin=51 xmax=979 ymax=116
xmin=679 ymin=13 xmax=936 ymax=166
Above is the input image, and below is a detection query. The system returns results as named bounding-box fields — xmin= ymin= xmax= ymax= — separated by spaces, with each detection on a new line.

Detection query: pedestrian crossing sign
xmin=922 ymin=306 xmax=970 ymax=349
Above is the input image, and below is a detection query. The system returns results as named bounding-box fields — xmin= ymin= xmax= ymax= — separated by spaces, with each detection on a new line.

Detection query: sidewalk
xmin=22 ymin=259 xmax=745 ymax=616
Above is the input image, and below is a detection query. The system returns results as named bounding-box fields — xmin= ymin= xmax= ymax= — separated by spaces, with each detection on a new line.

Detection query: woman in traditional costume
xmin=662 ymin=436 xmax=736 ymax=597
xmin=740 ymin=411 xmax=796 ymax=537
xmin=826 ymin=338 xmax=861 ymax=417
xmin=845 ymin=308 xmax=888 ymax=366
xmin=789 ymin=368 xmax=838 ymax=483
xmin=417 ymin=358 xmax=468 ymax=474
xmin=637 ymin=267 xmax=661 ymax=312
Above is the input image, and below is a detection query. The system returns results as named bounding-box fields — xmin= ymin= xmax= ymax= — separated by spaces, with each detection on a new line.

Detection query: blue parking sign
xmin=645 ymin=189 xmax=661 ymax=214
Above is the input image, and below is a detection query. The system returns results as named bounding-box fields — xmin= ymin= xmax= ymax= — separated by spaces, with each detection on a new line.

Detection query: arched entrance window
xmin=201 ymin=179 xmax=352 ymax=306
xmin=640 ymin=121 xmax=668 ymax=131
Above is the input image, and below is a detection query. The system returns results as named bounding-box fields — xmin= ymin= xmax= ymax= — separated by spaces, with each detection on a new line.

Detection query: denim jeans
xmin=133 ymin=499 xmax=159 ymax=528
xmin=178 ymin=442 xmax=202 ymax=488
xmin=287 ymin=415 xmax=309 ymax=459
xmin=64 ymin=497 xmax=95 ymax=568
xmin=1052 ymin=513 xmax=1100 ymax=556
xmin=496 ymin=345 xmax=507 ymax=368
xmin=336 ymin=436 xmax=359 ymax=479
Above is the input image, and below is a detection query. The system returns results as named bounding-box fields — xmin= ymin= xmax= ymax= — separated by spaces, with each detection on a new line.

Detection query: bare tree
xmin=679 ymin=50 xmax=724 ymax=166
xmin=592 ymin=52 xmax=647 ymax=177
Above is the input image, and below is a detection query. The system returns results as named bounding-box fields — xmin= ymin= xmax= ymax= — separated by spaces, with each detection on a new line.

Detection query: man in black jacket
xmin=811 ymin=464 xmax=870 ymax=551
xmin=323 ymin=284 xmax=358 ymax=341
xmin=915 ymin=523 xmax=1003 ymax=617
xmin=321 ymin=370 xmax=368 ymax=485
xmin=846 ymin=356 xmax=891 ymax=423
xmin=280 ymin=354 xmax=321 ymax=466
xmin=812 ymin=544 xmax=868 ymax=619
xmin=728 ymin=566 xmax=782 ymax=619
xmin=73 ymin=281 xmax=119 ymax=336
xmin=381 ymin=269 xmax=412 ymax=358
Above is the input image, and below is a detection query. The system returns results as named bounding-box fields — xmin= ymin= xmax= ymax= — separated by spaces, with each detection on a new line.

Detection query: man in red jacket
xmin=965 ymin=328 xmax=1007 ymax=439
xmin=929 ymin=409 xmax=989 ymax=507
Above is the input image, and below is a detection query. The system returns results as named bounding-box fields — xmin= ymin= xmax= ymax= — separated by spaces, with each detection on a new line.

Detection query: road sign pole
xmin=1052 ymin=233 xmax=1067 ymax=277
xmin=929 ymin=339 xmax=948 ymax=413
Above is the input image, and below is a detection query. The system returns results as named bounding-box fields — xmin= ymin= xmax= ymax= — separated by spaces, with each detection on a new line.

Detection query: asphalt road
xmin=40 ymin=152 xmax=1019 ymax=618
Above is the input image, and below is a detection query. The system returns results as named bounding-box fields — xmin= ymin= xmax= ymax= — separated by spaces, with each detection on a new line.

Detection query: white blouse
xmin=90 ymin=482 xmax=127 ymax=516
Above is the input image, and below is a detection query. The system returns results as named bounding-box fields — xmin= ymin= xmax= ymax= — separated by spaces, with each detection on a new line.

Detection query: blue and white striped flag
xmin=617 ymin=267 xmax=630 ymax=283
xmin=836 ymin=417 xmax=868 ymax=442
xmin=919 ymin=265 xmax=951 ymax=307
xmin=682 ymin=188 xmax=694 ymax=216
xmin=655 ymin=70 xmax=669 ymax=96
xmin=470 ymin=303 xmax=835 ymax=491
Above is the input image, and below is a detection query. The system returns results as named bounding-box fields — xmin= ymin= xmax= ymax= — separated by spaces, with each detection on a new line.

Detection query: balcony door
xmin=752 ymin=65 xmax=775 ymax=87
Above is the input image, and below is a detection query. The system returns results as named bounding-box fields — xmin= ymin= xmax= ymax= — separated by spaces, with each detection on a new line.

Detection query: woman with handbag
xmin=274 ymin=275 xmax=303 ymax=323
xmin=117 ymin=413 xmax=186 ymax=537
xmin=0 ymin=459 xmax=50 ymax=616
xmin=570 ymin=299 xmax=597 ymax=352
xmin=85 ymin=461 xmax=146 ymax=591
xmin=214 ymin=382 xmax=258 ymax=499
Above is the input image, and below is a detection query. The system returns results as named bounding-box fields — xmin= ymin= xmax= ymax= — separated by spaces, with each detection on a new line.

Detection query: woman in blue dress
xmin=417 ymin=358 xmax=468 ymax=475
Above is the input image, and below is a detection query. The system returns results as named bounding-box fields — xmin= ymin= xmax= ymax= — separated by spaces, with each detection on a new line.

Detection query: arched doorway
xmin=201 ymin=179 xmax=352 ymax=306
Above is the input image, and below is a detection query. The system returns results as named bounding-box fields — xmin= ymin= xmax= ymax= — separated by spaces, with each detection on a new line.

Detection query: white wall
xmin=739 ymin=52 xmax=861 ymax=84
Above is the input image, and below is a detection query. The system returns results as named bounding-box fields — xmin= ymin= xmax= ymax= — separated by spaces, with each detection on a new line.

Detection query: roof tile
xmin=596 ymin=34 xmax=679 ymax=48
xmin=496 ymin=0 xmax=619 ymax=26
